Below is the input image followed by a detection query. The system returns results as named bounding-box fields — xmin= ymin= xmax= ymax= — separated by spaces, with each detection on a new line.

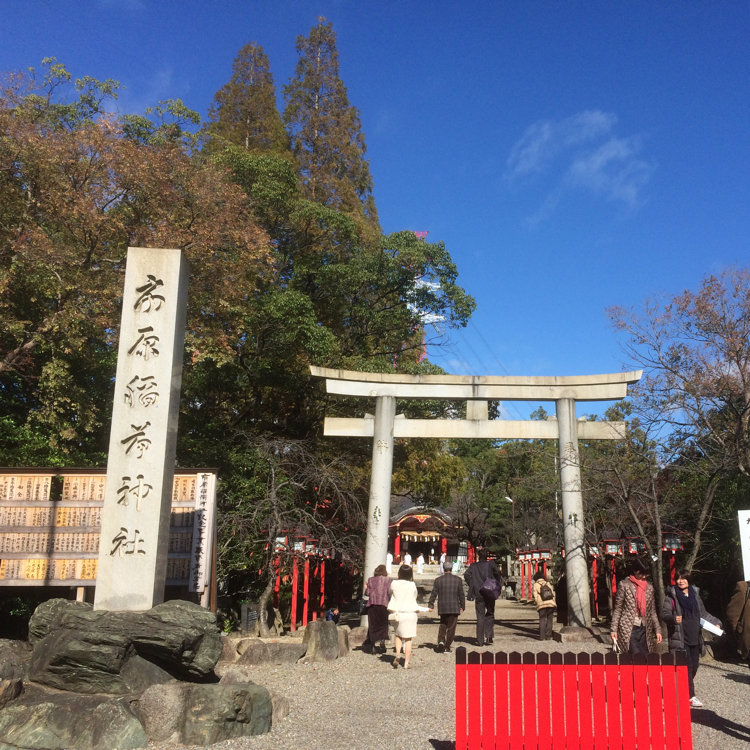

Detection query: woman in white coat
xmin=388 ymin=565 xmax=420 ymax=669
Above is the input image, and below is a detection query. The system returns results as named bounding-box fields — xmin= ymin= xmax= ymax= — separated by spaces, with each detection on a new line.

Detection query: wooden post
xmin=273 ymin=555 xmax=280 ymax=608
xmin=319 ymin=558 xmax=326 ymax=614
xmin=591 ymin=557 xmax=599 ymax=617
xmin=290 ymin=557 xmax=298 ymax=633
xmin=302 ymin=556 xmax=310 ymax=627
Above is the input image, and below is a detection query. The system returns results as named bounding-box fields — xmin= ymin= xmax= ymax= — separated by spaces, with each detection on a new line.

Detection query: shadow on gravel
xmin=723 ymin=671 xmax=750 ymax=685
xmin=690 ymin=710 xmax=750 ymax=742
xmin=428 ymin=741 xmax=454 ymax=749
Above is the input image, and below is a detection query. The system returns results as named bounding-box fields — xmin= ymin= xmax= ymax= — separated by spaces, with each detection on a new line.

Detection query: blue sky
xmin=4 ymin=1 xmax=749 ymax=418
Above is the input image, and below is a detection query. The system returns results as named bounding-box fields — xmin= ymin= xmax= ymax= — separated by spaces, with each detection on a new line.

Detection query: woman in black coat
xmin=661 ymin=569 xmax=721 ymax=708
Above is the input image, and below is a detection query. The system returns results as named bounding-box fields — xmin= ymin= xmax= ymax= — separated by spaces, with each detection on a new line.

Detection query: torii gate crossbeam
xmin=310 ymin=366 xmax=642 ymax=630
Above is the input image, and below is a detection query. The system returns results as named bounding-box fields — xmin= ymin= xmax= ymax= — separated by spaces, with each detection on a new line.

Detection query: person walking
xmin=416 ymin=553 xmax=425 ymax=574
xmin=388 ymin=564 xmax=420 ymax=669
xmin=662 ymin=569 xmax=722 ymax=707
xmin=385 ymin=551 xmax=393 ymax=576
xmin=428 ymin=560 xmax=465 ymax=653
xmin=726 ymin=579 xmax=750 ymax=669
xmin=464 ymin=549 xmax=503 ymax=647
xmin=364 ymin=564 xmax=392 ymax=654
xmin=611 ymin=558 xmax=663 ymax=654
xmin=532 ymin=570 xmax=556 ymax=641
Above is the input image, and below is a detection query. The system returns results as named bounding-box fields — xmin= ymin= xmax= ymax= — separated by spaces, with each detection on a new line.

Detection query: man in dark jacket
xmin=464 ymin=549 xmax=503 ymax=646
xmin=429 ymin=561 xmax=465 ymax=653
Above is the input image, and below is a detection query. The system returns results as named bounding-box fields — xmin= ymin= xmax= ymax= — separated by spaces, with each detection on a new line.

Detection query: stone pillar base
xmin=552 ymin=625 xmax=607 ymax=643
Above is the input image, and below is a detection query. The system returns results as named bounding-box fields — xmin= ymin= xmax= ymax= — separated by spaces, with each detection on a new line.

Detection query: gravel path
xmin=151 ymin=597 xmax=750 ymax=750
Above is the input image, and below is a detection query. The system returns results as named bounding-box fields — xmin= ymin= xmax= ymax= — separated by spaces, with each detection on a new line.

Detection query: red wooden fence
xmin=455 ymin=649 xmax=693 ymax=750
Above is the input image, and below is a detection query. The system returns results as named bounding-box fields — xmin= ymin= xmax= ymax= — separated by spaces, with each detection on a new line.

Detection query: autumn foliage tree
xmin=599 ymin=268 xmax=750 ymax=585
xmin=0 ymin=61 xmax=269 ymax=462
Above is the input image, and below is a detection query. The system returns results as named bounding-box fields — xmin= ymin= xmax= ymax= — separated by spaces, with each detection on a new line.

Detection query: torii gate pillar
xmin=556 ymin=397 xmax=590 ymax=627
xmin=363 ymin=396 xmax=396 ymax=588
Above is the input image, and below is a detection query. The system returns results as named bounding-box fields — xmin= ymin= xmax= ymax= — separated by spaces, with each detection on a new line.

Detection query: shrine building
xmin=389 ymin=507 xmax=470 ymax=564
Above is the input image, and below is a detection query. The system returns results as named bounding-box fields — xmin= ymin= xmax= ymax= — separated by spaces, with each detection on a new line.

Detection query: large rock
xmin=300 ymin=620 xmax=340 ymax=662
xmin=235 ymin=640 xmax=306 ymax=666
xmin=0 ymin=680 xmax=22 ymax=710
xmin=347 ymin=624 xmax=368 ymax=648
xmin=26 ymin=599 xmax=222 ymax=693
xmin=337 ymin=626 xmax=350 ymax=657
xmin=0 ymin=687 xmax=147 ymax=750
xmin=135 ymin=682 xmax=272 ymax=745
xmin=218 ymin=666 xmax=290 ymax=722
xmin=0 ymin=639 xmax=31 ymax=680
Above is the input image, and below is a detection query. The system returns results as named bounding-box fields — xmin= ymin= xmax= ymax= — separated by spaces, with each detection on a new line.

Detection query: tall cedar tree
xmin=205 ymin=43 xmax=289 ymax=155
xmin=283 ymin=18 xmax=379 ymax=234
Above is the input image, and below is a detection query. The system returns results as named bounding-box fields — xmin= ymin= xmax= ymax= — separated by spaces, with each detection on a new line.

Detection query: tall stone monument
xmin=94 ymin=247 xmax=189 ymax=611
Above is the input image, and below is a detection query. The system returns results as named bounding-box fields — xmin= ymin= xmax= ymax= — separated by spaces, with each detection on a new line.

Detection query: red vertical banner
xmin=549 ymin=652 xmax=566 ymax=750
xmin=632 ymin=655 xmax=650 ymax=749
xmin=577 ymin=652 xmax=594 ymax=750
xmin=455 ymin=648 xmax=468 ymax=750
xmin=660 ymin=652 xmax=681 ymax=750
xmin=394 ymin=533 xmax=401 ymax=558
xmin=590 ymin=653 xmax=607 ymax=748
xmin=647 ymin=654 xmax=666 ymax=746
xmin=467 ymin=652 xmax=482 ymax=750
xmin=481 ymin=651 xmax=495 ymax=743
xmin=522 ymin=652 xmax=538 ymax=746
xmin=620 ymin=653 xmax=637 ymax=749
xmin=519 ymin=561 xmax=525 ymax=601
xmin=674 ymin=651 xmax=693 ymax=749
xmin=441 ymin=536 xmax=447 ymax=554
xmin=604 ymin=652 xmax=623 ymax=750
xmin=290 ymin=557 xmax=299 ymax=632
xmin=494 ymin=652 xmax=510 ymax=748
xmin=508 ymin=652 xmax=524 ymax=750
xmin=563 ymin=653 xmax=579 ymax=750
xmin=536 ymin=652 xmax=552 ymax=750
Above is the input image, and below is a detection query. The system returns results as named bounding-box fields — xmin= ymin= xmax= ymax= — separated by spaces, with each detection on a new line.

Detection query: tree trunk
xmin=685 ymin=476 xmax=719 ymax=571
xmin=257 ymin=574 xmax=275 ymax=637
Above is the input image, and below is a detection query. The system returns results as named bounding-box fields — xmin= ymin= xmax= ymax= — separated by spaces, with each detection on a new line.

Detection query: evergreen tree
xmin=283 ymin=18 xmax=379 ymax=231
xmin=206 ymin=42 xmax=289 ymax=154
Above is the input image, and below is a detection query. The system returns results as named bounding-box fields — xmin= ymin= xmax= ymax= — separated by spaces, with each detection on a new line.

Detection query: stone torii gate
xmin=310 ymin=366 xmax=642 ymax=629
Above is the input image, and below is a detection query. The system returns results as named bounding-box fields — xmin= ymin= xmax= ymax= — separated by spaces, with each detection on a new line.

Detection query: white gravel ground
xmin=150 ymin=596 xmax=750 ymax=750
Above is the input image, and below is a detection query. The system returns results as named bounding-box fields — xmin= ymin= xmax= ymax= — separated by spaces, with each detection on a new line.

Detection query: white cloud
xmin=506 ymin=110 xmax=617 ymax=178
xmin=565 ymin=136 xmax=653 ymax=208
xmin=505 ymin=110 xmax=653 ymax=216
